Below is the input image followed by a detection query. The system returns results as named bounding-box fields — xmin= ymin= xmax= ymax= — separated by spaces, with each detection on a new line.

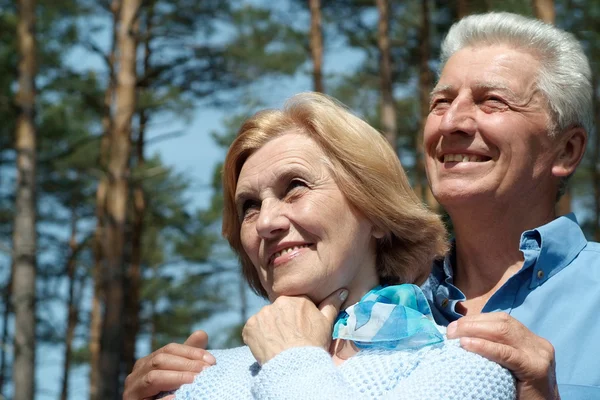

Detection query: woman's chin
xmin=268 ymin=286 xmax=322 ymax=304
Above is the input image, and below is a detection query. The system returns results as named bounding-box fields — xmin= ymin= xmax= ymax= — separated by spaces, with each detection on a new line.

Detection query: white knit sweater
xmin=174 ymin=335 xmax=516 ymax=400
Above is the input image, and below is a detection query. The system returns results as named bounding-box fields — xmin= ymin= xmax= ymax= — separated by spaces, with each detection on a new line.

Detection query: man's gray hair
xmin=439 ymin=12 xmax=593 ymax=137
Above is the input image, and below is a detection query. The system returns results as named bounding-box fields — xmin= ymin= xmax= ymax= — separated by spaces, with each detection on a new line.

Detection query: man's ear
xmin=552 ymin=127 xmax=587 ymax=177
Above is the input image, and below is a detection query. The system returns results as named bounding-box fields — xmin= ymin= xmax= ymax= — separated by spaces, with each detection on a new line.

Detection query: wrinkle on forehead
xmin=234 ymin=135 xmax=329 ymax=202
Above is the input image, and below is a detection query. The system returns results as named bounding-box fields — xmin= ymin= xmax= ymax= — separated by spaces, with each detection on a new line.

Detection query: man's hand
xmin=447 ymin=312 xmax=559 ymax=400
xmin=242 ymin=289 xmax=347 ymax=365
xmin=123 ymin=330 xmax=216 ymax=400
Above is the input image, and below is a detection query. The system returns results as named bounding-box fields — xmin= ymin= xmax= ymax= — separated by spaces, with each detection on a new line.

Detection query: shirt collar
xmin=521 ymin=213 xmax=588 ymax=289
xmin=431 ymin=214 xmax=588 ymax=291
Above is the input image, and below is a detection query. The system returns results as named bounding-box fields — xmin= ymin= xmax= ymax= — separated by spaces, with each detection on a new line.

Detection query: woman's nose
xmin=255 ymin=199 xmax=289 ymax=239
xmin=438 ymin=96 xmax=477 ymax=137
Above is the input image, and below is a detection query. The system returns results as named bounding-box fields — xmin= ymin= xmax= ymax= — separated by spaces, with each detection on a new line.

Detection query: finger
xmin=129 ymin=370 xmax=197 ymax=400
xmin=452 ymin=312 xmax=516 ymax=325
xmin=318 ymin=289 xmax=348 ymax=324
xmin=184 ymin=330 xmax=209 ymax=349
xmin=149 ymin=353 xmax=210 ymax=374
xmin=459 ymin=337 xmax=527 ymax=377
xmin=447 ymin=319 xmax=518 ymax=344
xmin=155 ymin=343 xmax=215 ymax=364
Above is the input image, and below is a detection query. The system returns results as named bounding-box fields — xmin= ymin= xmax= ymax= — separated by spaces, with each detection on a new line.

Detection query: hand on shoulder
xmin=123 ymin=330 xmax=216 ymax=400
xmin=447 ymin=312 xmax=559 ymax=400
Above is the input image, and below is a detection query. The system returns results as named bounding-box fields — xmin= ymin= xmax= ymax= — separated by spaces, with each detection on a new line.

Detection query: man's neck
xmin=447 ymin=201 xmax=557 ymax=311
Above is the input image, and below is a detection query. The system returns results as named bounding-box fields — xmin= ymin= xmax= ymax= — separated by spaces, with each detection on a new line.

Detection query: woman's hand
xmin=123 ymin=330 xmax=216 ymax=400
xmin=242 ymin=289 xmax=347 ymax=365
xmin=447 ymin=312 xmax=559 ymax=400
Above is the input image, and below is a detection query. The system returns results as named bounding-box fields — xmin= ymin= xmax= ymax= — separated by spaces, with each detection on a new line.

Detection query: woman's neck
xmin=329 ymin=339 xmax=359 ymax=365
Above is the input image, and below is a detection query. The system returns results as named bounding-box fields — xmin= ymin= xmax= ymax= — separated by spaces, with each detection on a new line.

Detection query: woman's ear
xmin=552 ymin=127 xmax=587 ymax=177
xmin=372 ymin=225 xmax=386 ymax=239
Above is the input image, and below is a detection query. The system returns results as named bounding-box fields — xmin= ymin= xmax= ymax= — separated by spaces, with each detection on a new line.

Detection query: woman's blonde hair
xmin=222 ymin=92 xmax=448 ymax=298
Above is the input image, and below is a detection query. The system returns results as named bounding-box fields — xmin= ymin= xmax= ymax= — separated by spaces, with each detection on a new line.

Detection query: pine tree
xmin=12 ymin=1 xmax=38 ymax=398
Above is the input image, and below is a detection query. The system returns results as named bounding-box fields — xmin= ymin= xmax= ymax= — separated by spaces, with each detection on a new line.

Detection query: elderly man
xmin=421 ymin=11 xmax=599 ymax=400
xmin=123 ymin=12 xmax=599 ymax=400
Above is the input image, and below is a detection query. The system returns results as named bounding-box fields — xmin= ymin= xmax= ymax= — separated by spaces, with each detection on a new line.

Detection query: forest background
xmin=1 ymin=0 xmax=599 ymax=399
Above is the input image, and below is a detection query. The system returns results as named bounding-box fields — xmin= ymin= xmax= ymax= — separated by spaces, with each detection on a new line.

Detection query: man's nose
xmin=438 ymin=96 xmax=477 ymax=137
xmin=255 ymin=199 xmax=289 ymax=239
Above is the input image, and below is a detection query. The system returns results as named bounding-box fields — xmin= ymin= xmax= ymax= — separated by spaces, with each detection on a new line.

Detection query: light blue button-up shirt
xmin=422 ymin=214 xmax=600 ymax=399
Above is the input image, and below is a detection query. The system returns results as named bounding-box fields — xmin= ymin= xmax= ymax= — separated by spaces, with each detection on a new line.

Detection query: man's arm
xmin=123 ymin=330 xmax=216 ymax=400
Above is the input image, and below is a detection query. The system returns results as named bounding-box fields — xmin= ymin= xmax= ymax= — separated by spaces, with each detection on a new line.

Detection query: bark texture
xmin=12 ymin=1 xmax=38 ymax=398
xmin=415 ymin=0 xmax=438 ymax=210
xmin=89 ymin=2 xmax=119 ymax=398
xmin=98 ymin=0 xmax=140 ymax=397
xmin=376 ymin=0 xmax=397 ymax=149
xmin=309 ymin=0 xmax=324 ymax=93
xmin=532 ymin=0 xmax=556 ymax=24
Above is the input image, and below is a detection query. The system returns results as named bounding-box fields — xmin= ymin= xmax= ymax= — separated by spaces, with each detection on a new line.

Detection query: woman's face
xmin=235 ymin=132 xmax=381 ymax=303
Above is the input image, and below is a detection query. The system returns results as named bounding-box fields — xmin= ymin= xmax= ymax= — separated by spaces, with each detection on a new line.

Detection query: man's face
xmin=424 ymin=45 xmax=563 ymax=210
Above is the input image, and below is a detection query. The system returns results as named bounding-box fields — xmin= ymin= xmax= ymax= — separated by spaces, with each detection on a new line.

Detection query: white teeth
xmin=443 ymin=154 xmax=483 ymax=163
xmin=272 ymin=245 xmax=309 ymax=261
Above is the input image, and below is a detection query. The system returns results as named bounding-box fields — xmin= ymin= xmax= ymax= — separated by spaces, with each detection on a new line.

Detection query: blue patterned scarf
xmin=332 ymin=284 xmax=444 ymax=350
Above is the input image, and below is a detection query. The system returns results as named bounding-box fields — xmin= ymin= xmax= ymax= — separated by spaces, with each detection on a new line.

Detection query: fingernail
xmin=203 ymin=353 xmax=216 ymax=364
xmin=446 ymin=321 xmax=457 ymax=337
xmin=339 ymin=289 xmax=348 ymax=302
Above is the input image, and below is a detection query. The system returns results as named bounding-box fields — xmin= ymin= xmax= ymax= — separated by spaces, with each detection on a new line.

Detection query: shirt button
xmin=537 ymin=270 xmax=544 ymax=279
xmin=441 ymin=298 xmax=449 ymax=308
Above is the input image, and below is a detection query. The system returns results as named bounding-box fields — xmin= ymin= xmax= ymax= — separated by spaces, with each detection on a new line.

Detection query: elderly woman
xmin=125 ymin=92 xmax=515 ymax=399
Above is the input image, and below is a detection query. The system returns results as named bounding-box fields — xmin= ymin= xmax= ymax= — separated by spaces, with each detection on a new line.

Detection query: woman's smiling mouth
xmin=269 ymin=244 xmax=313 ymax=267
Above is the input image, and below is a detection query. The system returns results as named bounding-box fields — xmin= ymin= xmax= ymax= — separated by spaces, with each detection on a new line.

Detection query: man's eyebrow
xmin=473 ymin=81 xmax=518 ymax=99
xmin=430 ymin=84 xmax=453 ymax=98
xmin=430 ymin=82 xmax=518 ymax=100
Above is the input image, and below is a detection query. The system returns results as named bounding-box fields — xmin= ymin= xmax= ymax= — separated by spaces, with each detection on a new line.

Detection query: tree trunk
xmin=376 ymin=0 xmax=397 ymax=149
xmin=98 ymin=0 xmax=140 ymax=397
xmin=123 ymin=1 xmax=154 ymax=375
xmin=309 ymin=0 xmax=324 ymax=93
xmin=415 ymin=0 xmax=438 ymax=210
xmin=532 ymin=0 xmax=555 ymax=24
xmin=457 ymin=0 xmax=468 ymax=18
xmin=11 ymin=1 xmax=37 ymax=399
xmin=60 ymin=209 xmax=80 ymax=400
xmin=89 ymin=3 xmax=119 ymax=399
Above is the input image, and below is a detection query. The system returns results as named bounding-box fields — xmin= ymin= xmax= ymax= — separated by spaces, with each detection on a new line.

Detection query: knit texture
xmin=174 ymin=335 xmax=516 ymax=400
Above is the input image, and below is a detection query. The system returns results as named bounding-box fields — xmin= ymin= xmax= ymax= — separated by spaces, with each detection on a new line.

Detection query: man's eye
xmin=430 ymin=98 xmax=451 ymax=111
xmin=485 ymin=96 xmax=504 ymax=104
xmin=481 ymin=97 xmax=508 ymax=111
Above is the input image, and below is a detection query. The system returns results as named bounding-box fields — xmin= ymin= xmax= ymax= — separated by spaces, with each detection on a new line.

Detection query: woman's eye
xmin=241 ymin=200 xmax=260 ymax=216
xmin=286 ymin=179 xmax=307 ymax=192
